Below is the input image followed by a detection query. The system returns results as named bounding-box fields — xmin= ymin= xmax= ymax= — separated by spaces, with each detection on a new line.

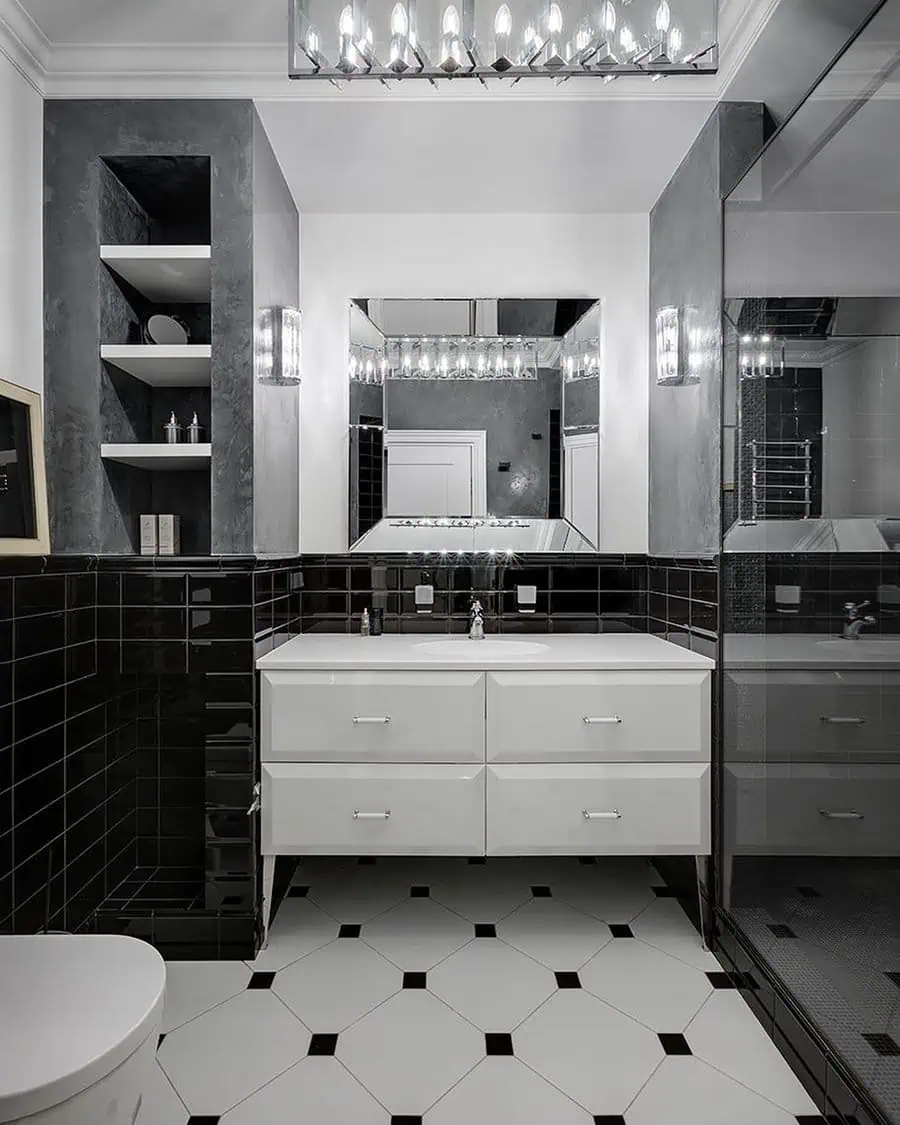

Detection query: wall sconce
xmin=257 ymin=307 xmax=302 ymax=385
xmin=655 ymin=305 xmax=685 ymax=385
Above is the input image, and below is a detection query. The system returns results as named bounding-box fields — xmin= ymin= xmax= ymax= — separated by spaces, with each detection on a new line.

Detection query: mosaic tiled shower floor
xmin=140 ymin=856 xmax=817 ymax=1124
xmin=731 ymin=856 xmax=900 ymax=1124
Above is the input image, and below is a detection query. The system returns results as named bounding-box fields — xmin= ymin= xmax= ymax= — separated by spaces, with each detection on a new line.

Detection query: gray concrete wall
xmin=251 ymin=110 xmax=300 ymax=556
xmin=648 ymin=103 xmax=766 ymax=558
xmin=44 ymin=99 xmax=255 ymax=554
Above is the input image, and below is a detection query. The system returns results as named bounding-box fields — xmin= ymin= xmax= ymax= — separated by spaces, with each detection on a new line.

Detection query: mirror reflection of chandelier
xmin=290 ymin=0 xmax=715 ymax=83
xmin=562 ymin=336 xmax=601 ymax=381
xmin=739 ymin=333 xmax=785 ymax=380
xmin=349 ymin=336 xmax=543 ymax=381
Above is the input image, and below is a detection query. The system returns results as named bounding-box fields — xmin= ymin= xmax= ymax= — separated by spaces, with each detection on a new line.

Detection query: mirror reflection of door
xmin=385 ymin=430 xmax=487 ymax=517
xmin=563 ymin=432 xmax=599 ymax=547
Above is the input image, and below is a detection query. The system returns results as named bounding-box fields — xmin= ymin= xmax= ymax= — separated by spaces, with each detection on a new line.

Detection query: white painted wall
xmin=0 ymin=52 xmax=42 ymax=396
xmin=300 ymin=212 xmax=649 ymax=554
xmin=823 ymin=338 xmax=900 ymax=518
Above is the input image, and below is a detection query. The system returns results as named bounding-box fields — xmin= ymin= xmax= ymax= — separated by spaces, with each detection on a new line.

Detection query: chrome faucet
xmin=843 ymin=601 xmax=876 ymax=639
xmin=469 ymin=599 xmax=485 ymax=640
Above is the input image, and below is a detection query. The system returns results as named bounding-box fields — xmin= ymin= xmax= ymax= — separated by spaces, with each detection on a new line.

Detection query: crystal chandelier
xmin=739 ymin=333 xmax=785 ymax=380
xmin=290 ymin=0 xmax=716 ymax=83
xmin=349 ymin=336 xmax=541 ymax=381
xmin=562 ymin=335 xmax=601 ymax=381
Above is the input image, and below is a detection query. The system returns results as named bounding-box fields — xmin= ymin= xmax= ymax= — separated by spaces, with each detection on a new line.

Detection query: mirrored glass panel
xmin=348 ymin=298 xmax=600 ymax=553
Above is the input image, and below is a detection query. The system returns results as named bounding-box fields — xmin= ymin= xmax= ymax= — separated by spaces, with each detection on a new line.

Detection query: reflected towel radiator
xmin=750 ymin=439 xmax=812 ymax=520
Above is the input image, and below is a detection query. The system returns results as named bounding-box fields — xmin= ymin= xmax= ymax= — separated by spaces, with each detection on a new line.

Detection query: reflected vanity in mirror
xmin=0 ymin=379 xmax=49 ymax=555
xmin=348 ymin=298 xmax=601 ymax=553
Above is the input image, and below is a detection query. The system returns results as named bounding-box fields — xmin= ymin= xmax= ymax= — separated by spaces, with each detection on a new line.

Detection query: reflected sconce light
xmin=258 ymin=307 xmax=302 ymax=385
xmin=655 ymin=305 xmax=685 ymax=385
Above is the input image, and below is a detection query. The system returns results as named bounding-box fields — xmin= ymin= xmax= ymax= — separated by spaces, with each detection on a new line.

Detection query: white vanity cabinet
xmin=257 ymin=634 xmax=714 ymax=936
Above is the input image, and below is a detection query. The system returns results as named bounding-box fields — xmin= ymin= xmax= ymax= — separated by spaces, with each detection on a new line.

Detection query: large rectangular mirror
xmin=0 ymin=378 xmax=49 ymax=555
xmin=348 ymin=298 xmax=601 ymax=553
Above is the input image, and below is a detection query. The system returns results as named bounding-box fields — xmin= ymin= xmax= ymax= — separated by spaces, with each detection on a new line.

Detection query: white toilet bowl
xmin=0 ymin=934 xmax=166 ymax=1125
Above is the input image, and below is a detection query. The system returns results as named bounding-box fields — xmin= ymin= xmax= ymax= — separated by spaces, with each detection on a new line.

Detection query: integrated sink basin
xmin=414 ymin=639 xmax=551 ymax=657
xmin=816 ymin=639 xmax=900 ymax=655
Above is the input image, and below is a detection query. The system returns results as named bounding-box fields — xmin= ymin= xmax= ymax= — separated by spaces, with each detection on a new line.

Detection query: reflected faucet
xmin=470 ymin=599 xmax=485 ymax=640
xmin=843 ymin=601 xmax=876 ymax=639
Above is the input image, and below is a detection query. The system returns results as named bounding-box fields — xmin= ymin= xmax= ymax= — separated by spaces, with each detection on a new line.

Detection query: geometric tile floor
xmin=139 ymin=856 xmax=820 ymax=1124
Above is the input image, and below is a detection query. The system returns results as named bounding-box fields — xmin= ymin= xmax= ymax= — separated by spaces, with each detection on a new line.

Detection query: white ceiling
xmin=256 ymin=96 xmax=712 ymax=212
xmin=4 ymin=0 xmax=767 ymax=214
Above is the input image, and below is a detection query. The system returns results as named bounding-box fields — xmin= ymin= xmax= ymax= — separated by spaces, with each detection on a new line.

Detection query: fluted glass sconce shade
xmin=289 ymin=0 xmax=716 ymax=81
xmin=655 ymin=306 xmax=684 ymax=385
xmin=258 ymin=307 xmax=302 ymax=385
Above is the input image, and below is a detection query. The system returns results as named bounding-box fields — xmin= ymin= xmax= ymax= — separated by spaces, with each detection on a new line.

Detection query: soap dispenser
xmin=163 ymin=411 xmax=182 ymax=444
xmin=187 ymin=412 xmax=204 ymax=444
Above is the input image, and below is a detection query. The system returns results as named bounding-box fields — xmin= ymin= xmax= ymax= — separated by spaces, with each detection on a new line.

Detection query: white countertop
xmin=257 ymin=633 xmax=715 ymax=672
xmin=724 ymin=634 xmax=900 ymax=670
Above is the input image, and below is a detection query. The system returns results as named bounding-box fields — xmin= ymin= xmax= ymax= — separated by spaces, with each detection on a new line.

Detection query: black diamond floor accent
xmin=288 ymin=885 xmax=309 ymax=898
xmin=358 ymin=856 xmax=377 ymax=865
xmin=767 ymin=924 xmax=798 ymax=939
xmin=403 ymin=972 xmax=427 ymax=989
xmin=531 ymin=885 xmax=552 ymax=897
xmin=468 ymin=857 xmax=487 ymax=865
xmin=308 ymin=1033 xmax=339 ymax=1056
xmin=579 ymin=856 xmax=598 ymax=865
xmin=706 ymin=972 xmax=738 ymax=989
xmin=659 ymin=1033 xmax=691 ymax=1055
xmin=157 ymin=1033 xmax=166 ymax=1049
xmin=863 ymin=1032 xmax=900 ymax=1056
xmin=391 ymin=1118 xmax=423 ymax=1125
xmin=247 ymin=972 xmax=275 ymax=990
xmin=339 ymin=924 xmax=362 ymax=938
xmin=188 ymin=1118 xmax=221 ymax=1124
xmin=410 ymin=885 xmax=430 ymax=898
xmin=652 ymin=886 xmax=679 ymax=898
xmin=475 ymin=924 xmax=497 ymax=938
xmin=795 ymin=886 xmax=821 ymax=899
xmin=485 ymin=1032 xmax=514 ymax=1056
xmin=555 ymin=972 xmax=581 ymax=989
xmin=609 ymin=924 xmax=634 ymax=938
xmin=594 ymin=1117 xmax=627 ymax=1124
xmin=886 ymin=972 xmax=900 ymax=989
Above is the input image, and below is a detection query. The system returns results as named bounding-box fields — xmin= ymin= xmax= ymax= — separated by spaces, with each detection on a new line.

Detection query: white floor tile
xmin=426 ymin=1057 xmax=593 ymax=1125
xmin=158 ymin=990 xmax=309 ymax=1116
xmin=273 ymin=938 xmax=402 ymax=1031
xmin=220 ymin=1057 xmax=389 ymax=1125
xmin=136 ymin=1061 xmax=188 ymax=1125
xmin=685 ymin=991 xmax=819 ymax=1114
xmin=362 ymin=897 xmax=474 ymax=971
xmin=579 ymin=939 xmax=712 ymax=1031
xmin=430 ymin=867 xmax=533 ymax=923
xmin=496 ymin=898 xmax=612 ymax=970
xmin=429 ymin=938 xmax=556 ymax=1030
xmin=161 ymin=960 xmax=252 ymax=1033
xmin=627 ymin=1057 xmax=802 ymax=1125
xmin=308 ymin=870 xmax=412 ymax=923
xmin=336 ymin=989 xmax=484 ymax=1116
xmin=246 ymin=898 xmax=338 ymax=972
xmin=629 ymin=898 xmax=721 ymax=971
xmin=514 ymin=989 xmax=664 ymax=1114
xmin=553 ymin=873 xmax=657 ymax=923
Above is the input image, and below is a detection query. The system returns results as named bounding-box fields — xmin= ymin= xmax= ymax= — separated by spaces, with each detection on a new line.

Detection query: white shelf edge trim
xmin=99 ymin=245 xmax=211 ymax=261
xmin=101 ymin=443 xmax=212 ymax=471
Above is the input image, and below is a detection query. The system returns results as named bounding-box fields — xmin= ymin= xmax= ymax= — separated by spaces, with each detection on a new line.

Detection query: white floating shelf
xmin=100 ymin=245 xmax=211 ymax=303
xmin=101 ymin=443 xmax=211 ymax=471
xmin=101 ymin=344 xmax=212 ymax=386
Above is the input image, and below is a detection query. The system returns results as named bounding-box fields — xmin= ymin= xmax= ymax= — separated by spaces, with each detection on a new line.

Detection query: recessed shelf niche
xmin=99 ymin=155 xmax=213 ymax=555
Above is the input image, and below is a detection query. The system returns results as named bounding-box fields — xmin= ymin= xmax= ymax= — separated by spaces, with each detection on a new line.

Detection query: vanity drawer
xmin=724 ymin=763 xmax=900 ymax=855
xmin=487 ymin=671 xmax=710 ymax=762
xmin=261 ymin=670 xmax=484 ymax=763
xmin=725 ymin=671 xmax=900 ymax=762
xmin=262 ymin=763 xmax=485 ymax=854
xmin=486 ymin=763 xmax=710 ymax=855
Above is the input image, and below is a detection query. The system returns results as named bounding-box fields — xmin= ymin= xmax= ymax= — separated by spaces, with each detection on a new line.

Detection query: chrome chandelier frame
xmin=289 ymin=0 xmax=716 ymax=83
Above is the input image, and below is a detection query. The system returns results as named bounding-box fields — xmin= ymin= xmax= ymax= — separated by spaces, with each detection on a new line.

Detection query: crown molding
xmin=0 ymin=0 xmax=49 ymax=92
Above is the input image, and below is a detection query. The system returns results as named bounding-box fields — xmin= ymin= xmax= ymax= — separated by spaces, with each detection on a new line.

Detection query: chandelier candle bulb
xmin=337 ymin=5 xmax=359 ymax=71
xmin=492 ymin=4 xmax=514 ymax=69
xmin=440 ymin=4 xmax=463 ymax=70
xmin=544 ymin=3 xmax=566 ymax=68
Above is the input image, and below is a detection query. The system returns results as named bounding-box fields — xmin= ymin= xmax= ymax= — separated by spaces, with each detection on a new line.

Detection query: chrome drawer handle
xmin=353 ymin=716 xmax=391 ymax=724
xmin=583 ymin=716 xmax=622 ymax=725
xmin=820 ymin=716 xmax=866 ymax=725
xmin=582 ymin=809 xmax=621 ymax=820
xmin=353 ymin=809 xmax=392 ymax=820
xmin=818 ymin=809 xmax=864 ymax=820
